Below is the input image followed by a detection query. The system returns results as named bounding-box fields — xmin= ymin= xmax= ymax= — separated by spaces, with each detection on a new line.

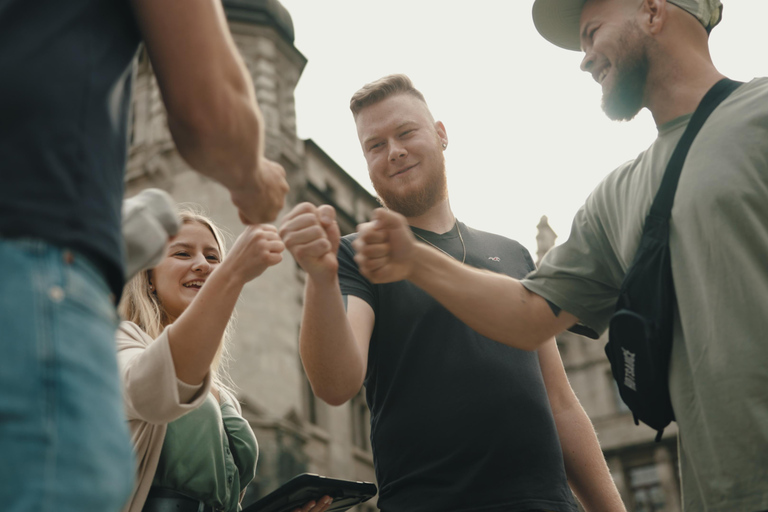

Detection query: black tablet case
xmin=243 ymin=473 xmax=377 ymax=512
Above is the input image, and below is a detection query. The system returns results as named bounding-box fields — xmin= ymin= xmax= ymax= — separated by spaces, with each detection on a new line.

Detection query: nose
xmin=580 ymin=49 xmax=594 ymax=73
xmin=388 ymin=139 xmax=407 ymax=161
xmin=192 ymin=255 xmax=212 ymax=274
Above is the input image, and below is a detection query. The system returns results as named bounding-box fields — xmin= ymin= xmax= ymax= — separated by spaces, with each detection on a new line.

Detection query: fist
xmin=233 ymin=158 xmax=289 ymax=225
xmin=353 ymin=208 xmax=417 ymax=283
xmin=224 ymin=224 xmax=285 ymax=283
xmin=279 ymin=202 xmax=340 ymax=280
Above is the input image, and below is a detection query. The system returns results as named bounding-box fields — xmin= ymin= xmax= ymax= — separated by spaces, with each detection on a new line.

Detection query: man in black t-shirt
xmin=279 ymin=74 xmax=624 ymax=511
xmin=0 ymin=1 xmax=288 ymax=510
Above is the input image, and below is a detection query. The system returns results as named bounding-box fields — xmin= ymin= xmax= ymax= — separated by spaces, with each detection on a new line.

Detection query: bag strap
xmin=649 ymin=78 xmax=743 ymax=219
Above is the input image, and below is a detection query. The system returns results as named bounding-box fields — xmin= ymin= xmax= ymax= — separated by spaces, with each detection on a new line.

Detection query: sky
xmin=278 ymin=0 xmax=768 ymax=257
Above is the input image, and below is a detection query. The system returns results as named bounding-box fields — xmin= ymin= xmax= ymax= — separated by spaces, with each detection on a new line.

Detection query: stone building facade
xmin=537 ymin=219 xmax=682 ymax=512
xmin=124 ymin=1 xmax=379 ymax=509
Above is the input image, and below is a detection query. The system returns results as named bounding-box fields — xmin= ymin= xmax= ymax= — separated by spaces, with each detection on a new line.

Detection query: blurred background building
xmin=124 ymin=1 xmax=681 ymax=510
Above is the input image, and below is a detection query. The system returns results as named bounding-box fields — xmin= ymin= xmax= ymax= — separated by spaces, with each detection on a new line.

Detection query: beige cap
xmin=532 ymin=0 xmax=723 ymax=51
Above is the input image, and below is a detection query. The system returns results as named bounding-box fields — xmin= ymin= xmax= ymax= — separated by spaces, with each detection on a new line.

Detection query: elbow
xmin=313 ymin=385 xmax=358 ymax=407
xmin=307 ymin=375 xmax=361 ymax=407
xmin=320 ymin=394 xmax=352 ymax=407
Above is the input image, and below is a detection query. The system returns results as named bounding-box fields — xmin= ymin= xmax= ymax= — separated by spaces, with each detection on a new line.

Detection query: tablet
xmin=243 ymin=473 xmax=377 ymax=512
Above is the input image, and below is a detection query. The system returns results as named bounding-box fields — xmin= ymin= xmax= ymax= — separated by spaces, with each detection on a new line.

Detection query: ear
xmin=640 ymin=0 xmax=668 ymax=35
xmin=435 ymin=121 xmax=448 ymax=147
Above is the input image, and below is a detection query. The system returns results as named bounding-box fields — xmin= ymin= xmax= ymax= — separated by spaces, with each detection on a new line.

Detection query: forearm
xmin=167 ymin=264 xmax=244 ymax=385
xmin=554 ymin=401 xmax=626 ymax=511
xmin=132 ymin=0 xmax=263 ymax=190
xmin=300 ymin=275 xmax=366 ymax=406
xmin=168 ymin=67 xmax=263 ymax=192
xmin=407 ymin=245 xmax=566 ymax=350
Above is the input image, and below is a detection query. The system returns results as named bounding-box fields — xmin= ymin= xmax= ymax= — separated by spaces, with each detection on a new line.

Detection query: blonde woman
xmin=117 ymin=207 xmax=331 ymax=512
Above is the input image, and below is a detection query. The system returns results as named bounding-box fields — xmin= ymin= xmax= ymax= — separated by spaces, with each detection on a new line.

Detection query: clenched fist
xmin=232 ymin=157 xmax=289 ymax=225
xmin=353 ymin=208 xmax=418 ymax=283
xmin=219 ymin=224 xmax=285 ymax=284
xmin=279 ymin=203 xmax=340 ymax=282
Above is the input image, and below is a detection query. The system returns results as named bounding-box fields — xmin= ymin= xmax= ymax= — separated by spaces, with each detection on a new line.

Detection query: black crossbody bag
xmin=605 ymin=78 xmax=742 ymax=442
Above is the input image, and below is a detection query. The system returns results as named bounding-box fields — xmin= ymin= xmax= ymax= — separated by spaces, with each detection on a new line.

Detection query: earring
xmin=149 ymin=283 xmax=154 ymax=291
xmin=442 ymin=143 xmax=447 ymax=149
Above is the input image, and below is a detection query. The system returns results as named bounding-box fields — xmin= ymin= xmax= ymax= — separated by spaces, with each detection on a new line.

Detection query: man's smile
xmin=390 ymin=163 xmax=418 ymax=178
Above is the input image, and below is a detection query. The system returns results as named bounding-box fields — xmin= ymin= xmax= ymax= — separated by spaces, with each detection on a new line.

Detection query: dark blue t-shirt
xmin=339 ymin=222 xmax=577 ymax=512
xmin=0 ymin=0 xmax=141 ymax=296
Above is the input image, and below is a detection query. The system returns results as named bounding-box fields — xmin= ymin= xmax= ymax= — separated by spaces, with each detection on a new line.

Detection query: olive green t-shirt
xmin=152 ymin=391 xmax=258 ymax=512
xmin=522 ymin=78 xmax=768 ymax=512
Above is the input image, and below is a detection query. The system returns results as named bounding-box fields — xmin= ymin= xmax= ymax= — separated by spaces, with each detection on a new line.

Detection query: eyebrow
xmin=363 ymin=122 xmax=416 ymax=146
xmin=168 ymin=242 xmax=220 ymax=253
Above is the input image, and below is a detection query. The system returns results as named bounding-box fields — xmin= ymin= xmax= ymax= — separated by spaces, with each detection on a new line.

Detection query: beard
xmin=372 ymin=159 xmax=449 ymax=218
xmin=602 ymin=22 xmax=652 ymax=121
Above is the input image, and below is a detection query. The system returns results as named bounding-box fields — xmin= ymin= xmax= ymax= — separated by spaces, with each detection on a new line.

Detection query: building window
xmin=324 ymin=181 xmax=336 ymax=203
xmin=629 ymin=464 xmax=665 ymax=512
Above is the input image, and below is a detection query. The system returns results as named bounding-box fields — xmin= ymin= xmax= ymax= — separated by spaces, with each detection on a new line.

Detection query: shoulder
xmin=117 ymin=320 xmax=148 ymax=342
xmin=116 ymin=321 xmax=152 ymax=349
xmin=219 ymin=388 xmax=243 ymax=415
xmin=717 ymin=77 xmax=768 ymax=122
xmin=593 ymin=157 xmax=639 ymax=195
xmin=582 ymin=156 xmax=642 ymax=221
xmin=738 ymin=77 xmax=768 ymax=97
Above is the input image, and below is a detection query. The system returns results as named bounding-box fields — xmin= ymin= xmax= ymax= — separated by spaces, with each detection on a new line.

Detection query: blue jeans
xmin=0 ymin=239 xmax=134 ymax=512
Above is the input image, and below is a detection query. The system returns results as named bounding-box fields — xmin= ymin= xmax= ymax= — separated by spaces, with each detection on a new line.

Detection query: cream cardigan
xmin=117 ymin=321 xmax=215 ymax=512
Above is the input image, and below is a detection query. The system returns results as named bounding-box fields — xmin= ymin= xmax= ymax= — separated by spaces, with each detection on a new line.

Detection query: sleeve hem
xmin=520 ymin=279 xmax=608 ymax=338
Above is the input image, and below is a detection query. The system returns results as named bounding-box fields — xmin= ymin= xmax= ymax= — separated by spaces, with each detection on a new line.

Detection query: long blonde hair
xmin=118 ymin=204 xmax=236 ymax=394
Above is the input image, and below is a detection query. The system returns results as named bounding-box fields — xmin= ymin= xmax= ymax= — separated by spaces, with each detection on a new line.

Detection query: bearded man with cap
xmin=350 ymin=1 xmax=768 ymax=511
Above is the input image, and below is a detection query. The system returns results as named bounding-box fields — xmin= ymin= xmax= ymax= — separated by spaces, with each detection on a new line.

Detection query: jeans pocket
xmin=62 ymin=254 xmax=119 ymax=326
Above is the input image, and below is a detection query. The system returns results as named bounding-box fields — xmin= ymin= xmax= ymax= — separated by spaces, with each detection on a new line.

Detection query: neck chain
xmin=412 ymin=219 xmax=466 ymax=264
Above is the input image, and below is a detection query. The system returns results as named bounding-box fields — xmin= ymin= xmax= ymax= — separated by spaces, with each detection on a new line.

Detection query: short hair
xmin=350 ymin=74 xmax=429 ymax=118
xmin=118 ymin=203 xmax=236 ymax=394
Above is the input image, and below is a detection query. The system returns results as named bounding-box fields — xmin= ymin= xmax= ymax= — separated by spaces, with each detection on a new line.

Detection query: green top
xmin=152 ymin=391 xmax=258 ymax=512
xmin=522 ymin=78 xmax=768 ymax=511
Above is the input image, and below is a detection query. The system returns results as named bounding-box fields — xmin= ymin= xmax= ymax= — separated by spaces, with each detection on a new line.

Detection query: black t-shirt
xmin=339 ymin=222 xmax=577 ymax=512
xmin=0 ymin=0 xmax=141 ymax=297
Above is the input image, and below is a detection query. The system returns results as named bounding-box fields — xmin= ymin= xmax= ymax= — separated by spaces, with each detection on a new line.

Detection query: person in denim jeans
xmin=0 ymin=242 xmax=135 ymax=509
xmin=0 ymin=0 xmax=288 ymax=509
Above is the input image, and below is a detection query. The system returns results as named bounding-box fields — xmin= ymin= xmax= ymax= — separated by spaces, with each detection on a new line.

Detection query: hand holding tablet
xmin=243 ymin=473 xmax=377 ymax=512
